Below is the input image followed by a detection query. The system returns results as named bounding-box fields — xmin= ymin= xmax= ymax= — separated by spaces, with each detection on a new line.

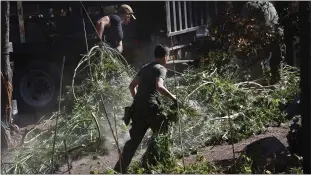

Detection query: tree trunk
xmin=1 ymin=1 xmax=13 ymax=151
xmin=299 ymin=1 xmax=311 ymax=173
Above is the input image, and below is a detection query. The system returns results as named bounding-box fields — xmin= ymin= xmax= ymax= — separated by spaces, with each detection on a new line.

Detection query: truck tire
xmin=14 ymin=60 xmax=61 ymax=114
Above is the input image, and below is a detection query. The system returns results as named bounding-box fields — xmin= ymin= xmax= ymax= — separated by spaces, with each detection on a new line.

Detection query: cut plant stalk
xmin=99 ymin=95 xmax=122 ymax=155
xmin=51 ymin=56 xmax=65 ymax=173
xmin=63 ymin=139 xmax=71 ymax=174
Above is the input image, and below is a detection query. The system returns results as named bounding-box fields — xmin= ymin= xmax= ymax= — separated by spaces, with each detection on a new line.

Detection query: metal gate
xmin=165 ymin=1 xmax=211 ymax=37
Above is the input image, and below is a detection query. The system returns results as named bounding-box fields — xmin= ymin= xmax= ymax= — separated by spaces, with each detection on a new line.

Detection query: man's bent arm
xmin=156 ymin=78 xmax=177 ymax=101
xmin=129 ymin=75 xmax=139 ymax=98
xmin=96 ymin=16 xmax=110 ymax=40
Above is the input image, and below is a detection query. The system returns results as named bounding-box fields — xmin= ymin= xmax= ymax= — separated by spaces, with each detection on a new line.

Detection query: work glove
xmin=122 ymin=116 xmax=131 ymax=126
xmin=97 ymin=41 xmax=105 ymax=48
xmin=171 ymin=99 xmax=182 ymax=110
xmin=122 ymin=106 xmax=133 ymax=126
xmin=167 ymin=100 xmax=181 ymax=123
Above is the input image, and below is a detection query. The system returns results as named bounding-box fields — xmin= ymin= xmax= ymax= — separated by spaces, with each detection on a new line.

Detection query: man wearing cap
xmin=113 ymin=45 xmax=178 ymax=173
xmin=96 ymin=4 xmax=136 ymax=53
xmin=240 ymin=1 xmax=283 ymax=84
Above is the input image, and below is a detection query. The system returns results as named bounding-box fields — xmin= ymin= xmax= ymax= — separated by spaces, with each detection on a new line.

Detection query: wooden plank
xmin=200 ymin=4 xmax=204 ymax=25
xmin=184 ymin=1 xmax=188 ymax=29
xmin=165 ymin=1 xmax=171 ymax=34
xmin=167 ymin=26 xmax=201 ymax=37
xmin=189 ymin=1 xmax=193 ymax=27
xmin=168 ymin=43 xmax=192 ymax=51
xmin=206 ymin=2 xmax=210 ymax=24
xmin=172 ymin=1 xmax=177 ymax=32
xmin=166 ymin=59 xmax=193 ymax=64
xmin=194 ymin=2 xmax=198 ymax=26
xmin=178 ymin=1 xmax=182 ymax=31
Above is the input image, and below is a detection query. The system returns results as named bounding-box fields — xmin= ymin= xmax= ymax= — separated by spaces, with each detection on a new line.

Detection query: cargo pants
xmin=113 ymin=106 xmax=170 ymax=173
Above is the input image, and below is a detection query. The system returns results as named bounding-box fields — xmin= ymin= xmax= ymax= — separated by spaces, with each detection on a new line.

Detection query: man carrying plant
xmin=240 ymin=1 xmax=283 ymax=84
xmin=113 ymin=45 xmax=178 ymax=173
xmin=95 ymin=4 xmax=136 ymax=53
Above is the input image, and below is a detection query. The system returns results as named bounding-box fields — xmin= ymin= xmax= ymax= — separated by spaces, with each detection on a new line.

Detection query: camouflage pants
xmin=113 ymin=108 xmax=170 ymax=173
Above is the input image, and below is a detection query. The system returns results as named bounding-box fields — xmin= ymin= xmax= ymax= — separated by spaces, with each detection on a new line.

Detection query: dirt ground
xmin=2 ymin=113 xmax=290 ymax=174
xmin=56 ymin=126 xmax=290 ymax=174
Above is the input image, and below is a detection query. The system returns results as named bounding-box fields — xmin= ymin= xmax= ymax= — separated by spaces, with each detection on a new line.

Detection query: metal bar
xmin=167 ymin=26 xmax=201 ymax=37
xmin=178 ymin=1 xmax=182 ymax=31
xmin=189 ymin=1 xmax=193 ymax=27
xmin=172 ymin=1 xmax=177 ymax=32
xmin=184 ymin=1 xmax=188 ymax=29
xmin=17 ymin=1 xmax=26 ymax=43
xmin=166 ymin=1 xmax=171 ymax=34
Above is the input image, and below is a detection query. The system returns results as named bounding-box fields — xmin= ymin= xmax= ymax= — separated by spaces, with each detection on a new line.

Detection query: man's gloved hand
xmin=97 ymin=41 xmax=105 ymax=48
xmin=167 ymin=99 xmax=181 ymax=123
xmin=123 ymin=106 xmax=133 ymax=126
xmin=122 ymin=115 xmax=131 ymax=126
xmin=171 ymin=99 xmax=182 ymax=110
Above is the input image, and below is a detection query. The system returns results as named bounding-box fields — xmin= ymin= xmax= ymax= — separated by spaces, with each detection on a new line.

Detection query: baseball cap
xmin=118 ymin=4 xmax=136 ymax=20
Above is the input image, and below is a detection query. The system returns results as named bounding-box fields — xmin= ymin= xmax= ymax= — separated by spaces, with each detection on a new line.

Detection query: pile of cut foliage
xmin=123 ymin=11 xmax=300 ymax=173
xmin=123 ymin=51 xmax=299 ymax=174
xmin=164 ymin=53 xmax=299 ymax=153
xmin=5 ymin=44 xmax=136 ymax=174
xmin=5 ymin=16 xmax=300 ymax=173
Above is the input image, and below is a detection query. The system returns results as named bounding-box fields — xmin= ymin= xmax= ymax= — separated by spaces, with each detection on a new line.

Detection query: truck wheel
xmin=14 ymin=60 xmax=61 ymax=114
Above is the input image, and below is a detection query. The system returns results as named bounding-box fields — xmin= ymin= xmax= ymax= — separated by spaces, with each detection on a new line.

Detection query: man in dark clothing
xmin=113 ymin=45 xmax=178 ymax=173
xmin=240 ymin=1 xmax=283 ymax=84
xmin=96 ymin=4 xmax=136 ymax=53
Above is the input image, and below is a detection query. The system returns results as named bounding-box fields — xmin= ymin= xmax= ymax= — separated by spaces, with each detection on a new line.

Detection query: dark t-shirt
xmin=103 ymin=14 xmax=123 ymax=48
xmin=134 ymin=62 xmax=167 ymax=111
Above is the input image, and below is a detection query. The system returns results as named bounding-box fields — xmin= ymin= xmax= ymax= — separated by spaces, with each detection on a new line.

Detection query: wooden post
xmin=17 ymin=1 xmax=25 ymax=43
xmin=1 ymin=1 xmax=13 ymax=151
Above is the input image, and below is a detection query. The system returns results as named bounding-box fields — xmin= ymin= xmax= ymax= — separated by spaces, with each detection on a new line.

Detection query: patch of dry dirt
xmin=56 ymin=125 xmax=290 ymax=174
xmin=2 ymin=113 xmax=290 ymax=174
xmin=56 ymin=151 xmax=119 ymax=174
xmin=183 ymin=126 xmax=289 ymax=165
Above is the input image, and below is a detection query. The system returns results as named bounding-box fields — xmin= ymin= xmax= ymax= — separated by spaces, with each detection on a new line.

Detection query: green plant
xmin=162 ymin=59 xmax=300 ymax=156
xmin=127 ymin=154 xmax=220 ymax=174
xmin=7 ymin=44 xmax=135 ymax=174
xmin=6 ymin=24 xmax=300 ymax=174
xmin=288 ymin=167 xmax=303 ymax=174
xmin=229 ymin=154 xmax=253 ymax=174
